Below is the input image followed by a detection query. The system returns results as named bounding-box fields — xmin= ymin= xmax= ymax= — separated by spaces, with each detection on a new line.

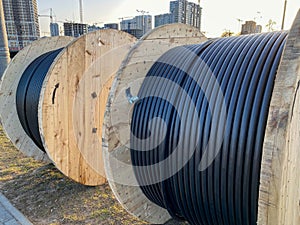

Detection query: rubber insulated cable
xmin=16 ymin=48 xmax=63 ymax=151
xmin=130 ymin=32 xmax=288 ymax=225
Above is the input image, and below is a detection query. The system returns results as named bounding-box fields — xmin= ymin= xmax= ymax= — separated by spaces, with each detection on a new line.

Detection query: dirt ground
xmin=0 ymin=126 xmax=186 ymax=225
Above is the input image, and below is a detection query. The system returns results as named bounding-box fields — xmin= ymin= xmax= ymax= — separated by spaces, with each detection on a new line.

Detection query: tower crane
xmin=38 ymin=8 xmax=55 ymax=23
xmin=118 ymin=16 xmax=132 ymax=21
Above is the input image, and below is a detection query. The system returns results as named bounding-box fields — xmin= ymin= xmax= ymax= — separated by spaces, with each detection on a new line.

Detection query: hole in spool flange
xmin=52 ymin=83 xmax=60 ymax=104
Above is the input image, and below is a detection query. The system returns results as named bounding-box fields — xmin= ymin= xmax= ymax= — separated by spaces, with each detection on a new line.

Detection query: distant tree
xmin=221 ymin=30 xmax=234 ymax=37
xmin=266 ymin=19 xmax=277 ymax=32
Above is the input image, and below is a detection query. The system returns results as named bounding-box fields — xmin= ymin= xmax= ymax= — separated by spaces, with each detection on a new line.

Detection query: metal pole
xmin=79 ymin=0 xmax=83 ymax=23
xmin=142 ymin=15 xmax=144 ymax=35
xmin=281 ymin=0 xmax=287 ymax=30
xmin=0 ymin=0 xmax=10 ymax=78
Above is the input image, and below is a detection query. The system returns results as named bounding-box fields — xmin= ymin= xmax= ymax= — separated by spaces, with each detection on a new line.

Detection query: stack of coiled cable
xmin=16 ymin=48 xmax=63 ymax=151
xmin=130 ymin=31 xmax=287 ymax=225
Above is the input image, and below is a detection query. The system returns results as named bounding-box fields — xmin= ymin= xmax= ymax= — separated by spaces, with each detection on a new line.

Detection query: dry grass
xmin=0 ymin=126 xmax=185 ymax=225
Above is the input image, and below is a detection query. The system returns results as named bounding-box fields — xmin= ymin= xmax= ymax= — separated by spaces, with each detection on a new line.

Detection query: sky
xmin=37 ymin=0 xmax=300 ymax=37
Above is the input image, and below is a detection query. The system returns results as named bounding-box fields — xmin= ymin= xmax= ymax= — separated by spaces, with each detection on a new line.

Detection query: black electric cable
xmin=201 ymin=37 xmax=242 ymax=225
xmin=196 ymin=35 xmax=245 ymax=225
xmin=247 ymin=32 xmax=287 ymax=225
xmin=141 ymin=58 xmax=184 ymax=208
xmin=232 ymin=32 xmax=275 ymax=225
xmin=131 ymin=34 xmax=237 ymax=223
xmin=154 ymin=45 xmax=204 ymax=222
xmin=233 ymin=32 xmax=286 ymax=225
xmin=178 ymin=39 xmax=234 ymax=225
xmin=162 ymin=42 xmax=216 ymax=219
xmin=168 ymin=42 xmax=222 ymax=224
xmin=134 ymin=43 xmax=206 ymax=218
xmin=134 ymin=62 xmax=169 ymax=207
xmin=211 ymin=34 xmax=254 ymax=225
xmin=180 ymin=39 xmax=237 ymax=223
xmin=157 ymin=39 xmax=223 ymax=220
xmin=224 ymin=33 xmax=267 ymax=225
xmin=218 ymin=34 xmax=256 ymax=225
xmin=16 ymin=48 xmax=63 ymax=151
xmin=157 ymin=47 xmax=200 ymax=221
xmin=239 ymin=32 xmax=285 ymax=225
xmin=132 ymin=37 xmax=226 ymax=223
xmin=132 ymin=47 xmax=195 ymax=209
xmin=130 ymin=31 xmax=287 ymax=225
xmin=198 ymin=35 xmax=251 ymax=225
xmin=179 ymin=42 xmax=224 ymax=225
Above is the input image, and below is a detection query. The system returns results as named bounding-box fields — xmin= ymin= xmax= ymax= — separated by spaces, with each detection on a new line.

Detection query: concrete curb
xmin=0 ymin=193 xmax=32 ymax=225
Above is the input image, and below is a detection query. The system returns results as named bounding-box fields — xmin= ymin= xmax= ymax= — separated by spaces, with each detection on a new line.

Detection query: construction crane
xmin=136 ymin=9 xmax=149 ymax=15
xmin=93 ymin=22 xmax=104 ymax=26
xmin=237 ymin=18 xmax=244 ymax=33
xmin=38 ymin=8 xmax=55 ymax=23
xmin=38 ymin=8 xmax=59 ymax=36
xmin=118 ymin=16 xmax=132 ymax=21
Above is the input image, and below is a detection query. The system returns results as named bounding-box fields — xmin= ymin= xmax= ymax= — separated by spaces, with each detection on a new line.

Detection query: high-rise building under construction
xmin=155 ymin=0 xmax=202 ymax=30
xmin=120 ymin=15 xmax=152 ymax=39
xmin=2 ymin=0 xmax=40 ymax=52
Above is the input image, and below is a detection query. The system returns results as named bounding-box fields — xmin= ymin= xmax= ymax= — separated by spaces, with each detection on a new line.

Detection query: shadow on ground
xmin=0 ymin=127 xmax=187 ymax=225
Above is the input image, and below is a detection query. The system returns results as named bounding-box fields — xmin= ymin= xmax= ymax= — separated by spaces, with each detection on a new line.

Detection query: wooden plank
xmin=39 ymin=30 xmax=137 ymax=186
xmin=103 ymin=24 xmax=207 ymax=224
xmin=258 ymin=9 xmax=300 ymax=225
xmin=0 ymin=36 xmax=73 ymax=161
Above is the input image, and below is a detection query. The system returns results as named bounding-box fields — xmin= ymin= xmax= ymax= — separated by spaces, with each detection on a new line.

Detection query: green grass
xmin=0 ymin=126 xmax=146 ymax=225
xmin=0 ymin=126 xmax=186 ymax=225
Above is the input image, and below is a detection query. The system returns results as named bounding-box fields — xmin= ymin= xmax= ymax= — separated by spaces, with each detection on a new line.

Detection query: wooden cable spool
xmin=39 ymin=29 xmax=137 ymax=186
xmin=0 ymin=36 xmax=74 ymax=161
xmin=103 ymin=11 xmax=300 ymax=225
xmin=0 ymin=30 xmax=137 ymax=186
xmin=257 ymin=9 xmax=300 ymax=225
xmin=103 ymin=24 xmax=207 ymax=224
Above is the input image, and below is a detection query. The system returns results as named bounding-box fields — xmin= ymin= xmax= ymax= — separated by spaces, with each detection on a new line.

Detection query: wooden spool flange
xmin=103 ymin=24 xmax=207 ymax=224
xmin=258 ymin=9 xmax=300 ymax=225
xmin=40 ymin=30 xmax=137 ymax=186
xmin=0 ymin=36 xmax=74 ymax=161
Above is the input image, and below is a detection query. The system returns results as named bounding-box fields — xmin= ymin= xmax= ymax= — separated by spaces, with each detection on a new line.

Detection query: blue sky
xmin=37 ymin=0 xmax=300 ymax=37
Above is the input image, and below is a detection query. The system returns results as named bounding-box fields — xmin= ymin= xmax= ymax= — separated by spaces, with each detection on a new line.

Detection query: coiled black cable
xmin=130 ymin=32 xmax=287 ymax=225
xmin=16 ymin=48 xmax=63 ymax=151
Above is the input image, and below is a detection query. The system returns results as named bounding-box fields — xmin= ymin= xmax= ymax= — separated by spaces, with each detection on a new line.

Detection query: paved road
xmin=0 ymin=193 xmax=32 ymax=225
